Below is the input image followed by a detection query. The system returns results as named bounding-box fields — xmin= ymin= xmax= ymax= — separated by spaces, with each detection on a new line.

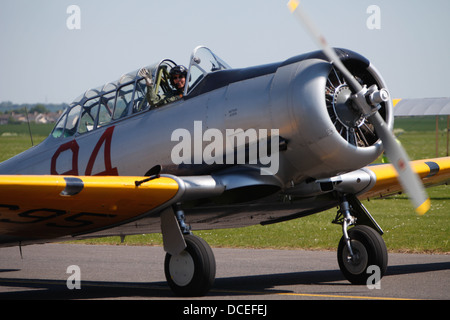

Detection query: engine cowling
xmin=271 ymin=49 xmax=393 ymax=182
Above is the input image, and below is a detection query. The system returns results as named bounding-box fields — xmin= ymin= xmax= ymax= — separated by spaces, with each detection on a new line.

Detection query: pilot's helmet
xmin=169 ymin=65 xmax=188 ymax=79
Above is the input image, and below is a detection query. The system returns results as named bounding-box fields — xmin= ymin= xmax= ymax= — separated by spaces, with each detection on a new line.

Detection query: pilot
xmin=139 ymin=65 xmax=187 ymax=108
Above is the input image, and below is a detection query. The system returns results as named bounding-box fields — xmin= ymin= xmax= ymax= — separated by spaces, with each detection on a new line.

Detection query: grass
xmin=0 ymin=119 xmax=449 ymax=253
xmin=0 ymin=123 xmax=52 ymax=162
xmin=76 ymin=186 xmax=449 ymax=253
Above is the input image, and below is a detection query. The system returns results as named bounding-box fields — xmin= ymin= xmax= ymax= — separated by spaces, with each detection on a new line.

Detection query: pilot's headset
xmin=169 ymin=65 xmax=188 ymax=87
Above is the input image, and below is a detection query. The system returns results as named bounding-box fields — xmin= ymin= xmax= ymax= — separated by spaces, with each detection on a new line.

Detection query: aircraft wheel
xmin=337 ymin=225 xmax=388 ymax=285
xmin=164 ymin=234 xmax=216 ymax=296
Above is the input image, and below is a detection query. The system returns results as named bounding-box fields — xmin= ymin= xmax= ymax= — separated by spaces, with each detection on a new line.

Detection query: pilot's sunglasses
xmin=172 ymin=75 xmax=185 ymax=80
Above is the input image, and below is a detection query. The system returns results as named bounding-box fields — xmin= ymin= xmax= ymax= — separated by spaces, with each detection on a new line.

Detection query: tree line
xmin=0 ymin=101 xmax=68 ymax=114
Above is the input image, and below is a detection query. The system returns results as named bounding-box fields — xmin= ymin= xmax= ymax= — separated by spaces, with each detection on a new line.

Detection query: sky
xmin=1 ymin=0 xmax=449 ymax=104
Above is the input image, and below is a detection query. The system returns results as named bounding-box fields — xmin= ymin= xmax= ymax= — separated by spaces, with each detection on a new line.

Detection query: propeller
xmin=287 ymin=0 xmax=430 ymax=215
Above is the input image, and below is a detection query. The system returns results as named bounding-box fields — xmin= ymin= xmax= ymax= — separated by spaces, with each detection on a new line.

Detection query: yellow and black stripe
xmin=362 ymin=157 xmax=450 ymax=202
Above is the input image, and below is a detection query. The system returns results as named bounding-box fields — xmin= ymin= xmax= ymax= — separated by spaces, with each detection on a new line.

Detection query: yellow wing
xmin=361 ymin=157 xmax=450 ymax=200
xmin=0 ymin=175 xmax=180 ymax=244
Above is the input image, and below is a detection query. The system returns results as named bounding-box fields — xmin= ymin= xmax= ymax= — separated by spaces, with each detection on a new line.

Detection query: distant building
xmin=0 ymin=110 xmax=62 ymax=125
xmin=0 ymin=114 xmax=9 ymax=125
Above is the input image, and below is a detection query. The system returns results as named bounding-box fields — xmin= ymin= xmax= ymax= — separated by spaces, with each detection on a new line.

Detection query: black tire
xmin=164 ymin=234 xmax=216 ymax=296
xmin=337 ymin=225 xmax=388 ymax=285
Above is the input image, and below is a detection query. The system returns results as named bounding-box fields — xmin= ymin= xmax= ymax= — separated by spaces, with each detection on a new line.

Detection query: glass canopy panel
xmin=114 ymin=83 xmax=134 ymax=120
xmin=64 ymin=104 xmax=82 ymax=137
xmin=98 ymin=91 xmax=115 ymax=127
xmin=134 ymin=78 xmax=149 ymax=112
xmin=186 ymin=46 xmax=231 ymax=94
xmin=78 ymin=97 xmax=100 ymax=134
xmin=51 ymin=111 xmax=68 ymax=138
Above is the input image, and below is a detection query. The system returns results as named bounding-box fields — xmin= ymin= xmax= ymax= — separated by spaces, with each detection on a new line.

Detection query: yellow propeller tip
xmin=416 ymin=198 xmax=430 ymax=216
xmin=287 ymin=0 xmax=300 ymax=12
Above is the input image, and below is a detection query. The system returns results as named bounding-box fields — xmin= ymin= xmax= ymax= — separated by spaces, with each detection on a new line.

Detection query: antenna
xmin=24 ymin=106 xmax=34 ymax=146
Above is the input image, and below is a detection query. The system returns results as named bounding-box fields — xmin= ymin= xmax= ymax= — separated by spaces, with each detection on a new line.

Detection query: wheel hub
xmin=169 ymin=250 xmax=195 ymax=286
xmin=341 ymin=240 xmax=368 ymax=275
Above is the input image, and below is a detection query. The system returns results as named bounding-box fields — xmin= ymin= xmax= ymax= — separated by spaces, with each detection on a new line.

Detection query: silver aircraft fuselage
xmin=0 ymin=47 xmax=392 ymax=188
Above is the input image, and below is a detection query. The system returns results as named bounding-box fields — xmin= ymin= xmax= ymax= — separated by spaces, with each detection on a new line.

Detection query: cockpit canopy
xmin=185 ymin=46 xmax=231 ymax=96
xmin=51 ymin=46 xmax=230 ymax=139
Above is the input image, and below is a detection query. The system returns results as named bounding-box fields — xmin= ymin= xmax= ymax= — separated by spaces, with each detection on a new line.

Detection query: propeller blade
xmin=287 ymin=0 xmax=362 ymax=92
xmin=370 ymin=112 xmax=430 ymax=215
xmin=287 ymin=0 xmax=430 ymax=215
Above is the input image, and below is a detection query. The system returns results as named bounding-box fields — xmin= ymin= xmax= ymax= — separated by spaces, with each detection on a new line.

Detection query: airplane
xmin=1 ymin=2 xmax=450 ymax=297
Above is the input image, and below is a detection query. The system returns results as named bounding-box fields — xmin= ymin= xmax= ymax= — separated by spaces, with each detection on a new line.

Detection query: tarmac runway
xmin=0 ymin=243 xmax=448 ymax=301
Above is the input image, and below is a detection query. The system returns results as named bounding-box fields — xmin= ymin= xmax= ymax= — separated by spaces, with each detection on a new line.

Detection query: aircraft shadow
xmin=386 ymin=261 xmax=450 ymax=276
xmin=0 ymin=278 xmax=171 ymax=300
xmin=0 ymin=261 xmax=448 ymax=299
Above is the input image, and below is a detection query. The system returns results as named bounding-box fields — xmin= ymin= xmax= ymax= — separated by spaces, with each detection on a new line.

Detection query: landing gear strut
xmin=334 ymin=195 xmax=388 ymax=284
xmin=161 ymin=204 xmax=216 ymax=296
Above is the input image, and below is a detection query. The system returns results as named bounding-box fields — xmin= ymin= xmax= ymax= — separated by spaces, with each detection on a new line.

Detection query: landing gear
xmin=161 ymin=204 xmax=216 ymax=296
xmin=164 ymin=234 xmax=216 ymax=296
xmin=337 ymin=225 xmax=388 ymax=284
xmin=334 ymin=195 xmax=388 ymax=285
